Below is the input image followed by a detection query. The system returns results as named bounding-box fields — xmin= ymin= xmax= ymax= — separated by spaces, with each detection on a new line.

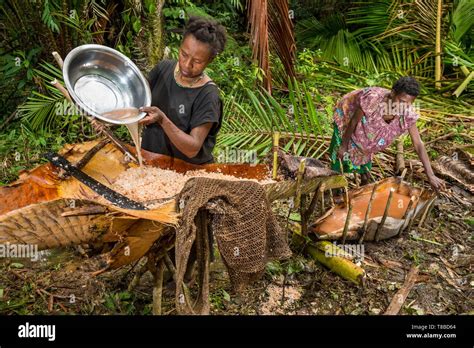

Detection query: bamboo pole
xmin=435 ymin=0 xmax=442 ymax=89
xmin=294 ymin=158 xmax=306 ymax=209
xmin=375 ymin=188 xmax=395 ymax=242
xmin=453 ymin=71 xmax=474 ymax=98
xmin=341 ymin=199 xmax=353 ymax=245
xmin=306 ymin=241 xmax=365 ymax=286
xmin=359 ymin=184 xmax=377 ymax=244
xmin=272 ymin=132 xmax=280 ymax=180
xmin=396 ymin=196 xmax=415 ymax=237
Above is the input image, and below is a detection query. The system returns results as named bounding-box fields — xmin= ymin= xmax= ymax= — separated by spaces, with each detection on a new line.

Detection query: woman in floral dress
xmin=329 ymin=76 xmax=445 ymax=191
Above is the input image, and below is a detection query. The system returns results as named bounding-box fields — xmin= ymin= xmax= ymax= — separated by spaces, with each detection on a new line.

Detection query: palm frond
xmin=247 ymin=0 xmax=296 ymax=91
xmin=218 ymin=79 xmax=332 ymax=159
xmin=450 ymin=0 xmax=474 ymax=42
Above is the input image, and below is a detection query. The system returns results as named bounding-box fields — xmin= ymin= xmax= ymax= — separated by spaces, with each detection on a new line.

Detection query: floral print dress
xmin=329 ymin=87 xmax=419 ymax=174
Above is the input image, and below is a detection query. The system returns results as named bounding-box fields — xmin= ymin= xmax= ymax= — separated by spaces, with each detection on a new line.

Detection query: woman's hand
xmin=428 ymin=175 xmax=446 ymax=192
xmin=139 ymin=106 xmax=165 ymax=126
xmin=337 ymin=142 xmax=349 ymax=160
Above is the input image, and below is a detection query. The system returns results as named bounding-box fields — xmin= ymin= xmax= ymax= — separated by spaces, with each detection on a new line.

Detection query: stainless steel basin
xmin=63 ymin=44 xmax=151 ymax=125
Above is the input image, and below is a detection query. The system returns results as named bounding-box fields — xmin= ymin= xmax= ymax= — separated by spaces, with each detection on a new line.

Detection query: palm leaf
xmin=246 ymin=0 xmax=296 ymax=91
xmin=218 ymin=79 xmax=332 ymax=160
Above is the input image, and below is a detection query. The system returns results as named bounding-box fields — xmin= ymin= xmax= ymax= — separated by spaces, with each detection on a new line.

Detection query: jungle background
xmin=0 ymin=0 xmax=472 ymax=315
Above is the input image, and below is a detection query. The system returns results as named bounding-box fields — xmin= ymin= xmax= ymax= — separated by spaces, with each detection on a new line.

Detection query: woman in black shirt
xmin=139 ymin=17 xmax=227 ymax=164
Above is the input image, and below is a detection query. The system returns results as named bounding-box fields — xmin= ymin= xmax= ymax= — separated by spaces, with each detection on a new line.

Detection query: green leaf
xmin=222 ymin=290 xmax=231 ymax=302
xmin=289 ymin=213 xmax=301 ymax=222
xmin=10 ymin=263 xmax=24 ymax=269
xmin=132 ymin=17 xmax=141 ymax=33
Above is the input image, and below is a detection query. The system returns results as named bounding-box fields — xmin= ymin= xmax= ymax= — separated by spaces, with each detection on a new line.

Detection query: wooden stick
xmin=51 ymin=79 xmax=72 ymax=103
xmin=329 ymin=189 xmax=335 ymax=207
xmin=384 ymin=266 xmax=419 ymax=315
xmin=406 ymin=195 xmax=421 ymax=233
xmin=417 ymin=196 xmax=436 ymax=229
xmin=319 ymin=183 xmax=325 ymax=214
xmin=163 ymin=252 xmax=176 ymax=281
xmin=397 ymin=168 xmax=408 ymax=192
xmin=300 ymin=194 xmax=309 ymax=236
xmin=359 ymin=184 xmax=377 ymax=244
xmin=302 ymin=183 xmax=322 ymax=236
xmin=375 ymin=188 xmax=395 ymax=242
xmin=294 ymin=158 xmax=306 ymax=209
xmin=424 ymin=132 xmax=455 ymax=146
xmin=127 ymin=257 xmax=149 ymax=292
xmin=152 ymin=259 xmax=165 ymax=315
xmin=52 ymin=51 xmax=64 ymax=69
xmin=341 ymin=199 xmax=353 ymax=245
xmin=338 ymin=158 xmax=344 ymax=175
xmin=344 ymin=186 xmax=349 ymax=207
xmin=272 ymin=132 xmax=280 ymax=180
xmin=396 ymin=196 xmax=415 ymax=237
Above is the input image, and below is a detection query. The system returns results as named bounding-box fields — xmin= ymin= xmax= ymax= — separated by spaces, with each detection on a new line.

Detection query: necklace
xmin=174 ymin=64 xmax=204 ymax=88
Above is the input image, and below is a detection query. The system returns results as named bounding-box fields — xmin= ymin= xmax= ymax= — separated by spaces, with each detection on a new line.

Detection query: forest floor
xmin=0 ymin=183 xmax=472 ymax=315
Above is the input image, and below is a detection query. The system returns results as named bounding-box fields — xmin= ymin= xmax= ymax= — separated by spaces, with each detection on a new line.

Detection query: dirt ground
xmin=0 ymin=187 xmax=472 ymax=315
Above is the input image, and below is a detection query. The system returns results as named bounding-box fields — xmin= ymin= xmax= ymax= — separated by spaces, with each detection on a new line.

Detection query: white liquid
xmin=101 ymin=108 xmax=143 ymax=166
xmin=126 ymin=121 xmax=143 ymax=166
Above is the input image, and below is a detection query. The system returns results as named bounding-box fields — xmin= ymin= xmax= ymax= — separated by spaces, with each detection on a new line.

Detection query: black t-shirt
xmin=141 ymin=59 xmax=222 ymax=164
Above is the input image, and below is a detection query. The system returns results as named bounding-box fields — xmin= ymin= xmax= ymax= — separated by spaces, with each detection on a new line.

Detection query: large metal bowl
xmin=63 ymin=44 xmax=151 ymax=125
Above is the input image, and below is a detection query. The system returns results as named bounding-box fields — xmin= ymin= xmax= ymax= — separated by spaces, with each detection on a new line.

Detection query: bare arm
xmin=408 ymin=124 xmax=445 ymax=191
xmin=139 ymin=106 xmax=213 ymax=159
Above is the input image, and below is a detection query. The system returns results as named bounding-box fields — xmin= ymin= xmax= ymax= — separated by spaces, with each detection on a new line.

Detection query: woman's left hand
xmin=428 ymin=175 xmax=446 ymax=192
xmin=139 ymin=106 xmax=165 ymax=126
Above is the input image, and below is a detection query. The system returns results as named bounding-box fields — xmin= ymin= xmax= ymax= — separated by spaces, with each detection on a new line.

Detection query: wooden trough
xmin=310 ymin=177 xmax=436 ymax=242
xmin=0 ymin=139 xmax=347 ymax=271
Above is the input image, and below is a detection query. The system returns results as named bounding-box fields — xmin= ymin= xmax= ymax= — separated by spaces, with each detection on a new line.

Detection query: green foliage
xmin=0 ymin=122 xmax=77 ymax=184
xmin=41 ymin=0 xmax=61 ymax=33
xmin=218 ymin=77 xmax=333 ymax=160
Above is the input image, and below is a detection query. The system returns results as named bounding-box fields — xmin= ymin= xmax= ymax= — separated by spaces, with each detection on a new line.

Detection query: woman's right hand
xmin=337 ymin=143 xmax=349 ymax=160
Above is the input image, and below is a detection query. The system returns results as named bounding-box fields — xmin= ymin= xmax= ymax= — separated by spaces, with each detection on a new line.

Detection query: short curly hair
xmin=392 ymin=76 xmax=420 ymax=97
xmin=183 ymin=16 xmax=227 ymax=58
